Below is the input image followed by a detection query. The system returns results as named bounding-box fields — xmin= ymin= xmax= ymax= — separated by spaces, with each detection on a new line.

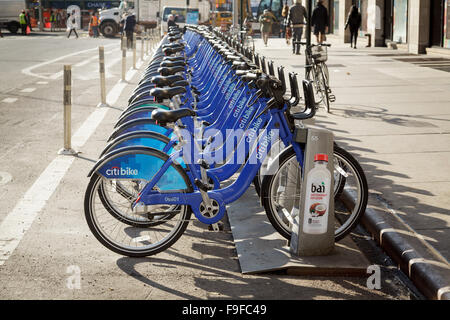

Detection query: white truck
xmin=0 ymin=0 xmax=26 ymax=34
xmin=160 ymin=0 xmax=211 ymax=36
xmin=98 ymin=0 xmax=210 ymax=38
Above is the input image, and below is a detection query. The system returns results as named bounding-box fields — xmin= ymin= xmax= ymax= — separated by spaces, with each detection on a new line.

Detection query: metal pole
xmin=306 ymin=0 xmax=312 ymax=47
xmin=97 ymin=46 xmax=108 ymax=107
xmin=133 ymin=33 xmax=137 ymax=69
xmin=58 ymin=65 xmax=76 ymax=155
xmin=305 ymin=0 xmax=313 ymax=78
xmin=141 ymin=33 xmax=144 ymax=61
xmin=38 ymin=3 xmax=44 ymax=31
xmin=121 ymin=36 xmax=127 ymax=82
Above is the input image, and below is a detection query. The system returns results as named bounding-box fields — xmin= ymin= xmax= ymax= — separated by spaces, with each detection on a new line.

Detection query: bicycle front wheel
xmin=261 ymin=145 xmax=368 ymax=242
xmin=84 ymin=149 xmax=193 ymax=257
xmin=319 ymin=63 xmax=331 ymax=113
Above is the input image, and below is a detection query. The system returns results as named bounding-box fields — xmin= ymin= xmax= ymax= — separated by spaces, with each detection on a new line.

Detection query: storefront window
xmin=333 ymin=0 xmax=339 ymax=34
xmin=393 ymin=0 xmax=408 ymax=43
xmin=445 ymin=0 xmax=450 ymax=48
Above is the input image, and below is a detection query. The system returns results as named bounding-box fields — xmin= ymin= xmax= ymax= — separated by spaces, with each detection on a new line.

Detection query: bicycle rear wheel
xmin=261 ymin=145 xmax=368 ymax=241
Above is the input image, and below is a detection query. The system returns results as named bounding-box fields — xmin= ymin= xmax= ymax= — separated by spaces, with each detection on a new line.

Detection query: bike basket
xmin=311 ymin=46 xmax=328 ymax=62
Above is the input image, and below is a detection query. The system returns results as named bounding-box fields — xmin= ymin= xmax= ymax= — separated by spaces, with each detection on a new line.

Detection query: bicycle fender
xmin=87 ymin=147 xmax=190 ymax=192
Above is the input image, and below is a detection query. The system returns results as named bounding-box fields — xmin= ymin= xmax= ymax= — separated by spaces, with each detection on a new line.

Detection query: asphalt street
xmin=0 ymin=32 xmax=423 ymax=300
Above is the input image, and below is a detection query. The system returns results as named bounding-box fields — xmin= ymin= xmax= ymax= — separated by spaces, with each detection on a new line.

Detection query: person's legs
xmin=126 ymin=31 xmax=133 ymax=48
xmin=297 ymin=27 xmax=303 ymax=54
xmin=73 ymin=28 xmax=78 ymax=38
xmin=21 ymin=24 xmax=26 ymax=35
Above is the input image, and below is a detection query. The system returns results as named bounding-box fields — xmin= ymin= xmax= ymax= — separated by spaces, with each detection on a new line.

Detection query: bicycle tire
xmin=320 ymin=65 xmax=331 ymax=113
xmin=261 ymin=145 xmax=368 ymax=242
xmin=84 ymin=150 xmax=193 ymax=257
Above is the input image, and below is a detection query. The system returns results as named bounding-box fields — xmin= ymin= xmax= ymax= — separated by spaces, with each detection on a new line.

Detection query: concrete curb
xmin=360 ymin=200 xmax=450 ymax=300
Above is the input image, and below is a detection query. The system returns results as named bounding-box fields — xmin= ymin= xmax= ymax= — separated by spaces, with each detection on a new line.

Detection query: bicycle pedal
xmin=208 ymin=222 xmax=224 ymax=232
xmin=329 ymin=95 xmax=336 ymax=103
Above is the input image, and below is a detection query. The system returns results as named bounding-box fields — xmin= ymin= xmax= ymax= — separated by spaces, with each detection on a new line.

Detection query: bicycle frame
xmin=134 ymin=105 xmax=305 ymax=225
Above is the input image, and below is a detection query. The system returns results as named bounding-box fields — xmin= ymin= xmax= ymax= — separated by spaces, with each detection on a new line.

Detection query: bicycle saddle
xmin=151 ymin=108 xmax=197 ymax=125
xmin=150 ymin=86 xmax=186 ymax=100
xmin=232 ymin=61 xmax=248 ymax=70
xmin=163 ymin=47 xmax=184 ymax=55
xmin=158 ymin=66 xmax=185 ymax=76
xmin=168 ymin=36 xmax=182 ymax=42
xmin=163 ymin=56 xmax=185 ymax=62
xmin=171 ymin=80 xmax=189 ymax=87
xmin=162 ymin=43 xmax=185 ymax=49
xmin=160 ymin=60 xmax=186 ymax=68
xmin=225 ymin=55 xmax=242 ymax=62
xmin=151 ymin=75 xmax=184 ymax=87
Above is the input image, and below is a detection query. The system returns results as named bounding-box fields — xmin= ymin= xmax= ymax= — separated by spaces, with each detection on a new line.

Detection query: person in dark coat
xmin=345 ymin=5 xmax=362 ymax=49
xmin=124 ymin=13 xmax=136 ymax=49
xmin=311 ymin=0 xmax=328 ymax=44
xmin=167 ymin=14 xmax=178 ymax=29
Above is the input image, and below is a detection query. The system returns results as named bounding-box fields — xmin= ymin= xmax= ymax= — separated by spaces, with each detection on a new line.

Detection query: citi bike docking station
xmin=82 ymin=22 xmax=371 ymax=276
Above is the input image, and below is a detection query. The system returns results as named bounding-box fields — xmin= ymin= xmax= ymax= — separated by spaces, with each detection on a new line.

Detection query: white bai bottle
xmin=302 ymin=154 xmax=332 ymax=234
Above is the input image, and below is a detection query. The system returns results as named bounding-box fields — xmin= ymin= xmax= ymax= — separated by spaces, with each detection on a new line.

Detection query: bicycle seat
xmin=158 ymin=66 xmax=185 ymax=76
xmin=171 ymin=80 xmax=189 ymax=87
xmin=225 ymin=55 xmax=242 ymax=62
xmin=151 ymin=108 xmax=196 ymax=125
xmin=162 ymin=43 xmax=184 ymax=49
xmin=232 ymin=61 xmax=248 ymax=70
xmin=163 ymin=56 xmax=185 ymax=62
xmin=160 ymin=60 xmax=186 ymax=68
xmin=151 ymin=75 xmax=184 ymax=87
xmin=150 ymin=86 xmax=186 ymax=100
xmin=168 ymin=35 xmax=182 ymax=42
xmin=163 ymin=47 xmax=184 ymax=55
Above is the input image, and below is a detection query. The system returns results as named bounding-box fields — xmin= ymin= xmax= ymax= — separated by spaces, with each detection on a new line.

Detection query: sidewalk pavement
xmin=253 ymin=35 xmax=450 ymax=299
xmin=0 ymin=38 xmax=414 ymax=300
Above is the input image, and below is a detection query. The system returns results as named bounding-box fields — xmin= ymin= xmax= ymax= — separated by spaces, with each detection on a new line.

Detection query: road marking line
xmin=21 ymin=43 xmax=117 ymax=80
xmin=36 ymin=81 xmax=48 ymax=85
xmin=1 ymin=98 xmax=18 ymax=103
xmin=0 ymin=172 xmax=12 ymax=185
xmin=0 ymin=57 xmax=147 ymax=266
xmin=20 ymin=88 xmax=36 ymax=93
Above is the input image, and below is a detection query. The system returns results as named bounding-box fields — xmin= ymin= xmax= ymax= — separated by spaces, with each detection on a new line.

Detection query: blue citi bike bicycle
xmin=83 ymin=26 xmax=368 ymax=257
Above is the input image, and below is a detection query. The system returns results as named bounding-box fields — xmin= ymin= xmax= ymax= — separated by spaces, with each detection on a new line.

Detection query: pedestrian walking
xmin=124 ymin=13 xmax=136 ymax=49
xmin=259 ymin=9 xmax=276 ymax=46
xmin=90 ymin=12 xmax=99 ymax=38
xmin=25 ymin=10 xmax=32 ymax=32
xmin=50 ymin=10 xmax=56 ymax=32
xmin=345 ymin=5 xmax=362 ymax=49
xmin=288 ymin=0 xmax=307 ymax=54
xmin=311 ymin=0 xmax=329 ymax=44
xmin=56 ymin=10 xmax=62 ymax=31
xmin=67 ymin=10 xmax=79 ymax=39
xmin=167 ymin=14 xmax=178 ymax=29
xmin=244 ymin=15 xmax=252 ymax=35
xmin=280 ymin=3 xmax=289 ymax=40
xmin=19 ymin=10 xmax=27 ymax=35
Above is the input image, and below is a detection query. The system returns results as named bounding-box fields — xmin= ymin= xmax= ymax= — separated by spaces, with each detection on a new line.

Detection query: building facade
xmin=302 ymin=0 xmax=449 ymax=53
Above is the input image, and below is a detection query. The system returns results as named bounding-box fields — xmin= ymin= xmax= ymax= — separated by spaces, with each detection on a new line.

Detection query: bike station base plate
xmin=227 ymin=189 xmax=370 ymax=276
